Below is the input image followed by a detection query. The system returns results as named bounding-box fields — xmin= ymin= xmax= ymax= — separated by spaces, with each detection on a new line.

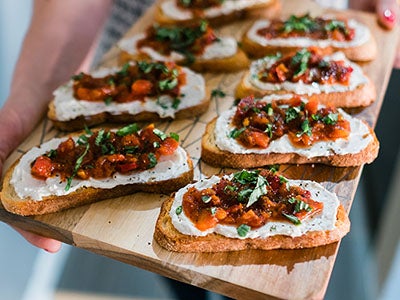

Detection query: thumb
xmin=376 ymin=0 xmax=399 ymax=29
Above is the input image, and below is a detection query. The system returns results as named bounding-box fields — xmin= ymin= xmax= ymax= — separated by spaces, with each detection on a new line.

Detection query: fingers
xmin=12 ymin=226 xmax=62 ymax=253
xmin=376 ymin=0 xmax=399 ymax=29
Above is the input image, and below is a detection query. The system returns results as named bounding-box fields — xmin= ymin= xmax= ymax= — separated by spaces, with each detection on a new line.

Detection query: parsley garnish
xmin=285 ymin=106 xmax=301 ymax=123
xmin=176 ymin=205 xmax=183 ymax=215
xmin=172 ymin=98 xmax=181 ymax=109
xmin=297 ymin=119 xmax=312 ymax=137
xmin=201 ymin=195 xmax=212 ymax=203
xmin=71 ymin=72 xmax=84 ymax=81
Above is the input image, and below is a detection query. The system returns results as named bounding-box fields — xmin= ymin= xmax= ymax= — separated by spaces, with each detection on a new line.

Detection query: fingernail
xmin=383 ymin=9 xmax=396 ymax=24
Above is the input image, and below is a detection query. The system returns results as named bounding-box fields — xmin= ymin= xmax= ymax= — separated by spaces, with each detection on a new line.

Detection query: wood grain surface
xmin=0 ymin=1 xmax=399 ymax=299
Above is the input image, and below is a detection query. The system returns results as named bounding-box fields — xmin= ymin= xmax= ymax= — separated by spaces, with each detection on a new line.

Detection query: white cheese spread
xmin=160 ymin=0 xmax=271 ymax=21
xmin=11 ymin=138 xmax=191 ymax=201
xmin=118 ymin=33 xmax=238 ymax=61
xmin=52 ymin=65 xmax=206 ymax=121
xmin=246 ymin=18 xmax=371 ymax=48
xmin=171 ymin=174 xmax=339 ymax=239
xmin=247 ymin=52 xmax=369 ymax=95
xmin=214 ymin=94 xmax=373 ymax=158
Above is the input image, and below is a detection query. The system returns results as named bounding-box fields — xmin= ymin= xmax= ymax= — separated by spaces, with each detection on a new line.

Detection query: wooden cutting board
xmin=0 ymin=1 xmax=398 ymax=299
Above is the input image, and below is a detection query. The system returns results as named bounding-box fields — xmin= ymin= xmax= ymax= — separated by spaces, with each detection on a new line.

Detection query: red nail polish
xmin=383 ymin=9 xmax=396 ymax=24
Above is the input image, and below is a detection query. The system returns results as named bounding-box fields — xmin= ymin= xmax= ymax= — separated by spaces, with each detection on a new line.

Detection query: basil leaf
xmin=247 ymin=175 xmax=268 ymax=207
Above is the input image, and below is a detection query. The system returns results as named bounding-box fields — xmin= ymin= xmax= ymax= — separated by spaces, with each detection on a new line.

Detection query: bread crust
xmin=201 ymin=118 xmax=379 ymax=168
xmin=235 ymin=71 xmax=377 ymax=108
xmin=1 ymin=152 xmax=194 ymax=216
xmin=153 ymin=0 xmax=281 ymax=27
xmin=240 ymin=20 xmax=377 ymax=62
xmin=119 ymin=46 xmax=250 ymax=73
xmin=154 ymin=194 xmax=350 ymax=252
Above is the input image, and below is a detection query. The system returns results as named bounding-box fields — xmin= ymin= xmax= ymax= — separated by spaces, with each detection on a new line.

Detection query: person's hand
xmin=0 ymin=108 xmax=62 ymax=253
xmin=349 ymin=0 xmax=400 ymax=68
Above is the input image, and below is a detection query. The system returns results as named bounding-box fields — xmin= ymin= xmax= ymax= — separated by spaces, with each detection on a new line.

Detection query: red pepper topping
xmin=182 ymin=169 xmax=323 ymax=232
xmin=30 ymin=124 xmax=180 ymax=190
xmin=72 ymin=61 xmax=185 ymax=104
xmin=230 ymin=96 xmax=350 ymax=149
xmin=257 ymin=14 xmax=356 ymax=42
xmin=256 ymin=47 xmax=353 ymax=85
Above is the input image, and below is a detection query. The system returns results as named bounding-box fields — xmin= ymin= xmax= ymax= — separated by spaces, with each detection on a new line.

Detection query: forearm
xmin=0 ymin=0 xmax=112 ymax=166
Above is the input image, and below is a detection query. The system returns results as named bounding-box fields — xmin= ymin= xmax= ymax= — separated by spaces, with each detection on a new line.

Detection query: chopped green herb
xmin=297 ymin=119 xmax=312 ymax=137
xmin=210 ymin=207 xmax=217 ymax=216
xmin=147 ymin=153 xmax=158 ymax=168
xmin=233 ymin=170 xmax=260 ymax=184
xmin=158 ymin=77 xmax=178 ymax=91
xmin=229 ymin=127 xmax=246 ymax=139
xmin=285 ymin=106 xmax=301 ymax=123
xmin=117 ymin=63 xmax=130 ymax=76
xmin=170 ymin=132 xmax=180 ymax=141
xmin=201 ymin=195 xmax=212 ymax=203
xmin=172 ymin=98 xmax=181 ymax=109
xmin=247 ymin=175 xmax=268 ymax=207
xmin=282 ymin=213 xmax=301 ymax=225
xmin=104 ymin=96 xmax=113 ymax=106
xmin=237 ymin=224 xmax=251 ymax=237
xmin=65 ymin=143 xmax=90 ymax=191
xmin=291 ymin=48 xmax=311 ymax=77
xmin=265 ymin=123 xmax=273 ymax=138
xmin=322 ymin=113 xmax=338 ymax=125
xmin=176 ymin=205 xmax=183 ymax=215
xmin=46 ymin=149 xmax=57 ymax=159
xmin=224 ymin=185 xmax=238 ymax=193
xmin=71 ymin=72 xmax=84 ymax=81
xmin=116 ymin=124 xmax=139 ymax=136
xmin=153 ymin=128 xmax=167 ymax=141
xmin=211 ymin=89 xmax=226 ymax=98
xmin=238 ymin=189 xmax=253 ymax=202
xmin=153 ymin=141 xmax=160 ymax=148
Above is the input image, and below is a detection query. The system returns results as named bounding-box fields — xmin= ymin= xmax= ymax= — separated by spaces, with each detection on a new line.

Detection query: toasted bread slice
xmin=201 ymin=96 xmax=379 ymax=168
xmin=155 ymin=173 xmax=350 ymax=252
xmin=48 ymin=63 xmax=209 ymax=131
xmin=154 ymin=0 xmax=281 ymax=27
xmin=119 ymin=44 xmax=250 ymax=73
xmin=235 ymin=51 xmax=376 ymax=108
xmin=241 ymin=17 xmax=377 ymax=62
xmin=1 ymin=128 xmax=194 ymax=216
xmin=117 ymin=26 xmax=250 ymax=73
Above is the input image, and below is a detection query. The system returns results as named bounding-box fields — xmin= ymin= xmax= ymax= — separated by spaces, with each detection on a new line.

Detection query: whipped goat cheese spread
xmin=214 ymin=95 xmax=373 ymax=158
xmin=247 ymin=18 xmax=371 ymax=49
xmin=247 ymin=52 xmax=369 ymax=95
xmin=52 ymin=65 xmax=206 ymax=121
xmin=118 ymin=33 xmax=238 ymax=61
xmin=11 ymin=138 xmax=190 ymax=201
xmin=160 ymin=0 xmax=271 ymax=21
xmin=170 ymin=174 xmax=339 ymax=239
